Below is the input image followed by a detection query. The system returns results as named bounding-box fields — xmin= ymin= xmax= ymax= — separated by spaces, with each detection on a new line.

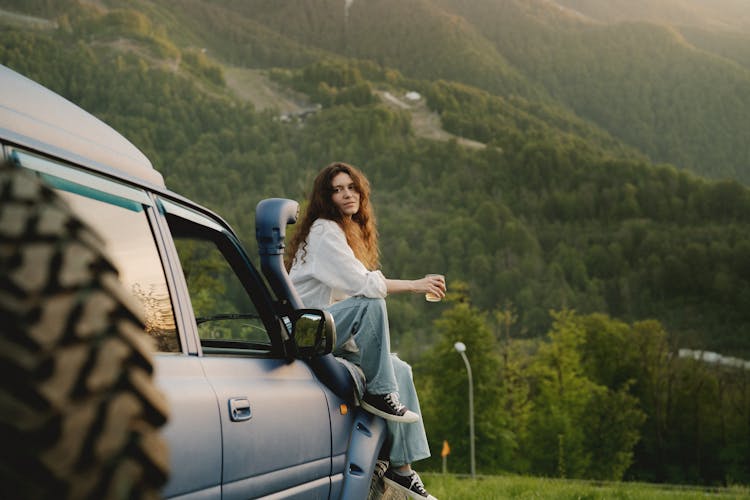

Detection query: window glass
xmin=166 ymin=211 xmax=272 ymax=352
xmin=54 ymin=188 xmax=179 ymax=353
xmin=15 ymin=150 xmax=180 ymax=352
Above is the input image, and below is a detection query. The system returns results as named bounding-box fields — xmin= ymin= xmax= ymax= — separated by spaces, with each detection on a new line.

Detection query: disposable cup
xmin=425 ymin=274 xmax=444 ymax=302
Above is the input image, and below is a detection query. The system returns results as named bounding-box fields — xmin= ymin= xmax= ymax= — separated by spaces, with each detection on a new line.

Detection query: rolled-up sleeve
xmin=308 ymin=220 xmax=387 ymax=299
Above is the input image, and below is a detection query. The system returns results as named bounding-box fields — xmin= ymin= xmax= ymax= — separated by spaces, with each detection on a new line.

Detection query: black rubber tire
xmin=0 ymin=161 xmax=169 ymax=499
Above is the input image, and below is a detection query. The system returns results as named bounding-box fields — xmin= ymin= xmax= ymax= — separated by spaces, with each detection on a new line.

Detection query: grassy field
xmin=415 ymin=473 xmax=750 ymax=499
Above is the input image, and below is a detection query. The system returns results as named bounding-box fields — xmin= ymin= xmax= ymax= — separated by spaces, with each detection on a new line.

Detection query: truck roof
xmin=0 ymin=64 xmax=165 ymax=187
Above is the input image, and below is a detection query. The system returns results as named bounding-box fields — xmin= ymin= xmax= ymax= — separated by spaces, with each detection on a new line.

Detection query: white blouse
xmin=289 ymin=219 xmax=387 ymax=309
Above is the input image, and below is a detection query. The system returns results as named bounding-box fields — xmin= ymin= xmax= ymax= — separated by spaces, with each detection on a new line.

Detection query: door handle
xmin=228 ymin=397 xmax=252 ymax=422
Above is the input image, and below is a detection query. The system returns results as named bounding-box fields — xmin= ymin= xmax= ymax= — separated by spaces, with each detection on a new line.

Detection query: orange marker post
xmin=441 ymin=440 xmax=450 ymax=473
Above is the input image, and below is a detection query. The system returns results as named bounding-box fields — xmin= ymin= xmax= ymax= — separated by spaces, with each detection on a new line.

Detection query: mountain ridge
xmin=553 ymin=0 xmax=750 ymax=32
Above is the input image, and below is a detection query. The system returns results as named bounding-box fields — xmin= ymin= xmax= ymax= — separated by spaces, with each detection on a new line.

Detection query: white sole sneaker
xmin=383 ymin=472 xmax=437 ymax=500
xmin=360 ymin=399 xmax=419 ymax=423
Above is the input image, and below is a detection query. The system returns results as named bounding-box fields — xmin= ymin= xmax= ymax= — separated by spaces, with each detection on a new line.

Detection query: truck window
xmin=161 ymin=200 xmax=276 ymax=354
xmin=12 ymin=151 xmax=180 ymax=353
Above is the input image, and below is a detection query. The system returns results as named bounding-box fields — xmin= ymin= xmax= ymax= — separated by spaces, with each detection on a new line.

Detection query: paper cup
xmin=425 ymin=274 xmax=443 ymax=302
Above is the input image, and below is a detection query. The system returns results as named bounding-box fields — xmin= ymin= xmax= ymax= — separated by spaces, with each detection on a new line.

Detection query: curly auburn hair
xmin=286 ymin=162 xmax=379 ymax=270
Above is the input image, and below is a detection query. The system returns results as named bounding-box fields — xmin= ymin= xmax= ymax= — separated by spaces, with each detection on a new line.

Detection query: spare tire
xmin=0 ymin=160 xmax=169 ymax=499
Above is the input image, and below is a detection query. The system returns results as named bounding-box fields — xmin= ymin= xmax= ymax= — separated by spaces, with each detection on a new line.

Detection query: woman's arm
xmin=386 ymin=274 xmax=446 ymax=300
xmin=308 ymin=220 xmax=446 ymax=300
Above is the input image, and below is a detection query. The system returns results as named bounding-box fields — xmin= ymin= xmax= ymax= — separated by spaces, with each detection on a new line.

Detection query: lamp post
xmin=453 ymin=341 xmax=475 ymax=478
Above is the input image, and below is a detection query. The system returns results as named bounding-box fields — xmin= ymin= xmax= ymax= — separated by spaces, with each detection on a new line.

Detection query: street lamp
xmin=454 ymin=341 xmax=476 ymax=478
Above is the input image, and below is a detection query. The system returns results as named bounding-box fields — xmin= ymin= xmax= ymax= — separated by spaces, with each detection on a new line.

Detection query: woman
xmin=287 ymin=162 xmax=445 ymax=500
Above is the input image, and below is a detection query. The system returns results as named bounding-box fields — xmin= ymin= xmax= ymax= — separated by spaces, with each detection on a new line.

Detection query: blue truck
xmin=0 ymin=63 xmax=389 ymax=499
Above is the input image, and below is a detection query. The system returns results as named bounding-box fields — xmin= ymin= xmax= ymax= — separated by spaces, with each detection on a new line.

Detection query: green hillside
xmin=8 ymin=0 xmax=750 ymax=181
xmin=2 ymin=0 xmax=750 ymax=486
xmin=196 ymin=0 xmax=750 ymax=182
xmin=209 ymin=0 xmax=541 ymax=99
xmin=522 ymin=22 xmax=750 ymax=181
xmin=201 ymin=0 xmax=750 ymax=182
xmin=435 ymin=0 xmax=750 ymax=183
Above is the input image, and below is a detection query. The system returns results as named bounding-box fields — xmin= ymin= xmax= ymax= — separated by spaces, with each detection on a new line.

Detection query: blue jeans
xmin=387 ymin=354 xmax=431 ymax=466
xmin=326 ymin=297 xmax=431 ymax=466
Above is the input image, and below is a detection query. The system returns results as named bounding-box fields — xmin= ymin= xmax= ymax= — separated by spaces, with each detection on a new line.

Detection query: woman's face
xmin=330 ymin=172 xmax=360 ymax=217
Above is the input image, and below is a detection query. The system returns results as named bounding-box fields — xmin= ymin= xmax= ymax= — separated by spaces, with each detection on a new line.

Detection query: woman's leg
xmin=387 ymin=355 xmax=431 ymax=466
xmin=326 ymin=297 xmax=398 ymax=395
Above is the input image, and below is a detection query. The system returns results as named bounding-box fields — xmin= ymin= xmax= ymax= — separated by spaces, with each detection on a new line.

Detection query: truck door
xmin=158 ymin=198 xmax=334 ymax=499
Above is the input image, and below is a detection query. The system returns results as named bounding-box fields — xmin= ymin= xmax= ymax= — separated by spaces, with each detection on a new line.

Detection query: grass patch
xmin=419 ymin=473 xmax=750 ymax=499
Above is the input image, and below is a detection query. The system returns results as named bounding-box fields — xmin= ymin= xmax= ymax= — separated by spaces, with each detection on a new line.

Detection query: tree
xmin=493 ymin=303 xmax=533 ymax=470
xmin=625 ymin=319 xmax=674 ymax=482
xmin=524 ymin=311 xmax=645 ymax=479
xmin=417 ymin=299 xmax=507 ymax=473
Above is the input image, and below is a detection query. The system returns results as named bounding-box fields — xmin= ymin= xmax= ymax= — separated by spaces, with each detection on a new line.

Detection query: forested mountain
xmin=2 ymin=0 xmax=750 ymax=486
xmin=433 ymin=0 xmax=750 ymax=182
xmin=161 ymin=0 xmax=750 ymax=183
xmin=211 ymin=0 xmax=539 ymax=97
xmin=11 ymin=0 xmax=748 ymax=181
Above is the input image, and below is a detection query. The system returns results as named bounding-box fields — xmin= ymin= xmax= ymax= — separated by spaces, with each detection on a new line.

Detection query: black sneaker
xmin=360 ymin=392 xmax=419 ymax=423
xmin=383 ymin=468 xmax=437 ymax=500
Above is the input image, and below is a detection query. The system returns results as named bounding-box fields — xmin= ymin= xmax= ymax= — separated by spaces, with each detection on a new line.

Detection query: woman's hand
xmin=413 ymin=274 xmax=446 ymax=300
xmin=385 ymin=274 xmax=447 ymax=298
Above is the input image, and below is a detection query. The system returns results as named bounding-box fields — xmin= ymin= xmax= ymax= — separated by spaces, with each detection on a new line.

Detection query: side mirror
xmin=291 ymin=309 xmax=336 ymax=359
